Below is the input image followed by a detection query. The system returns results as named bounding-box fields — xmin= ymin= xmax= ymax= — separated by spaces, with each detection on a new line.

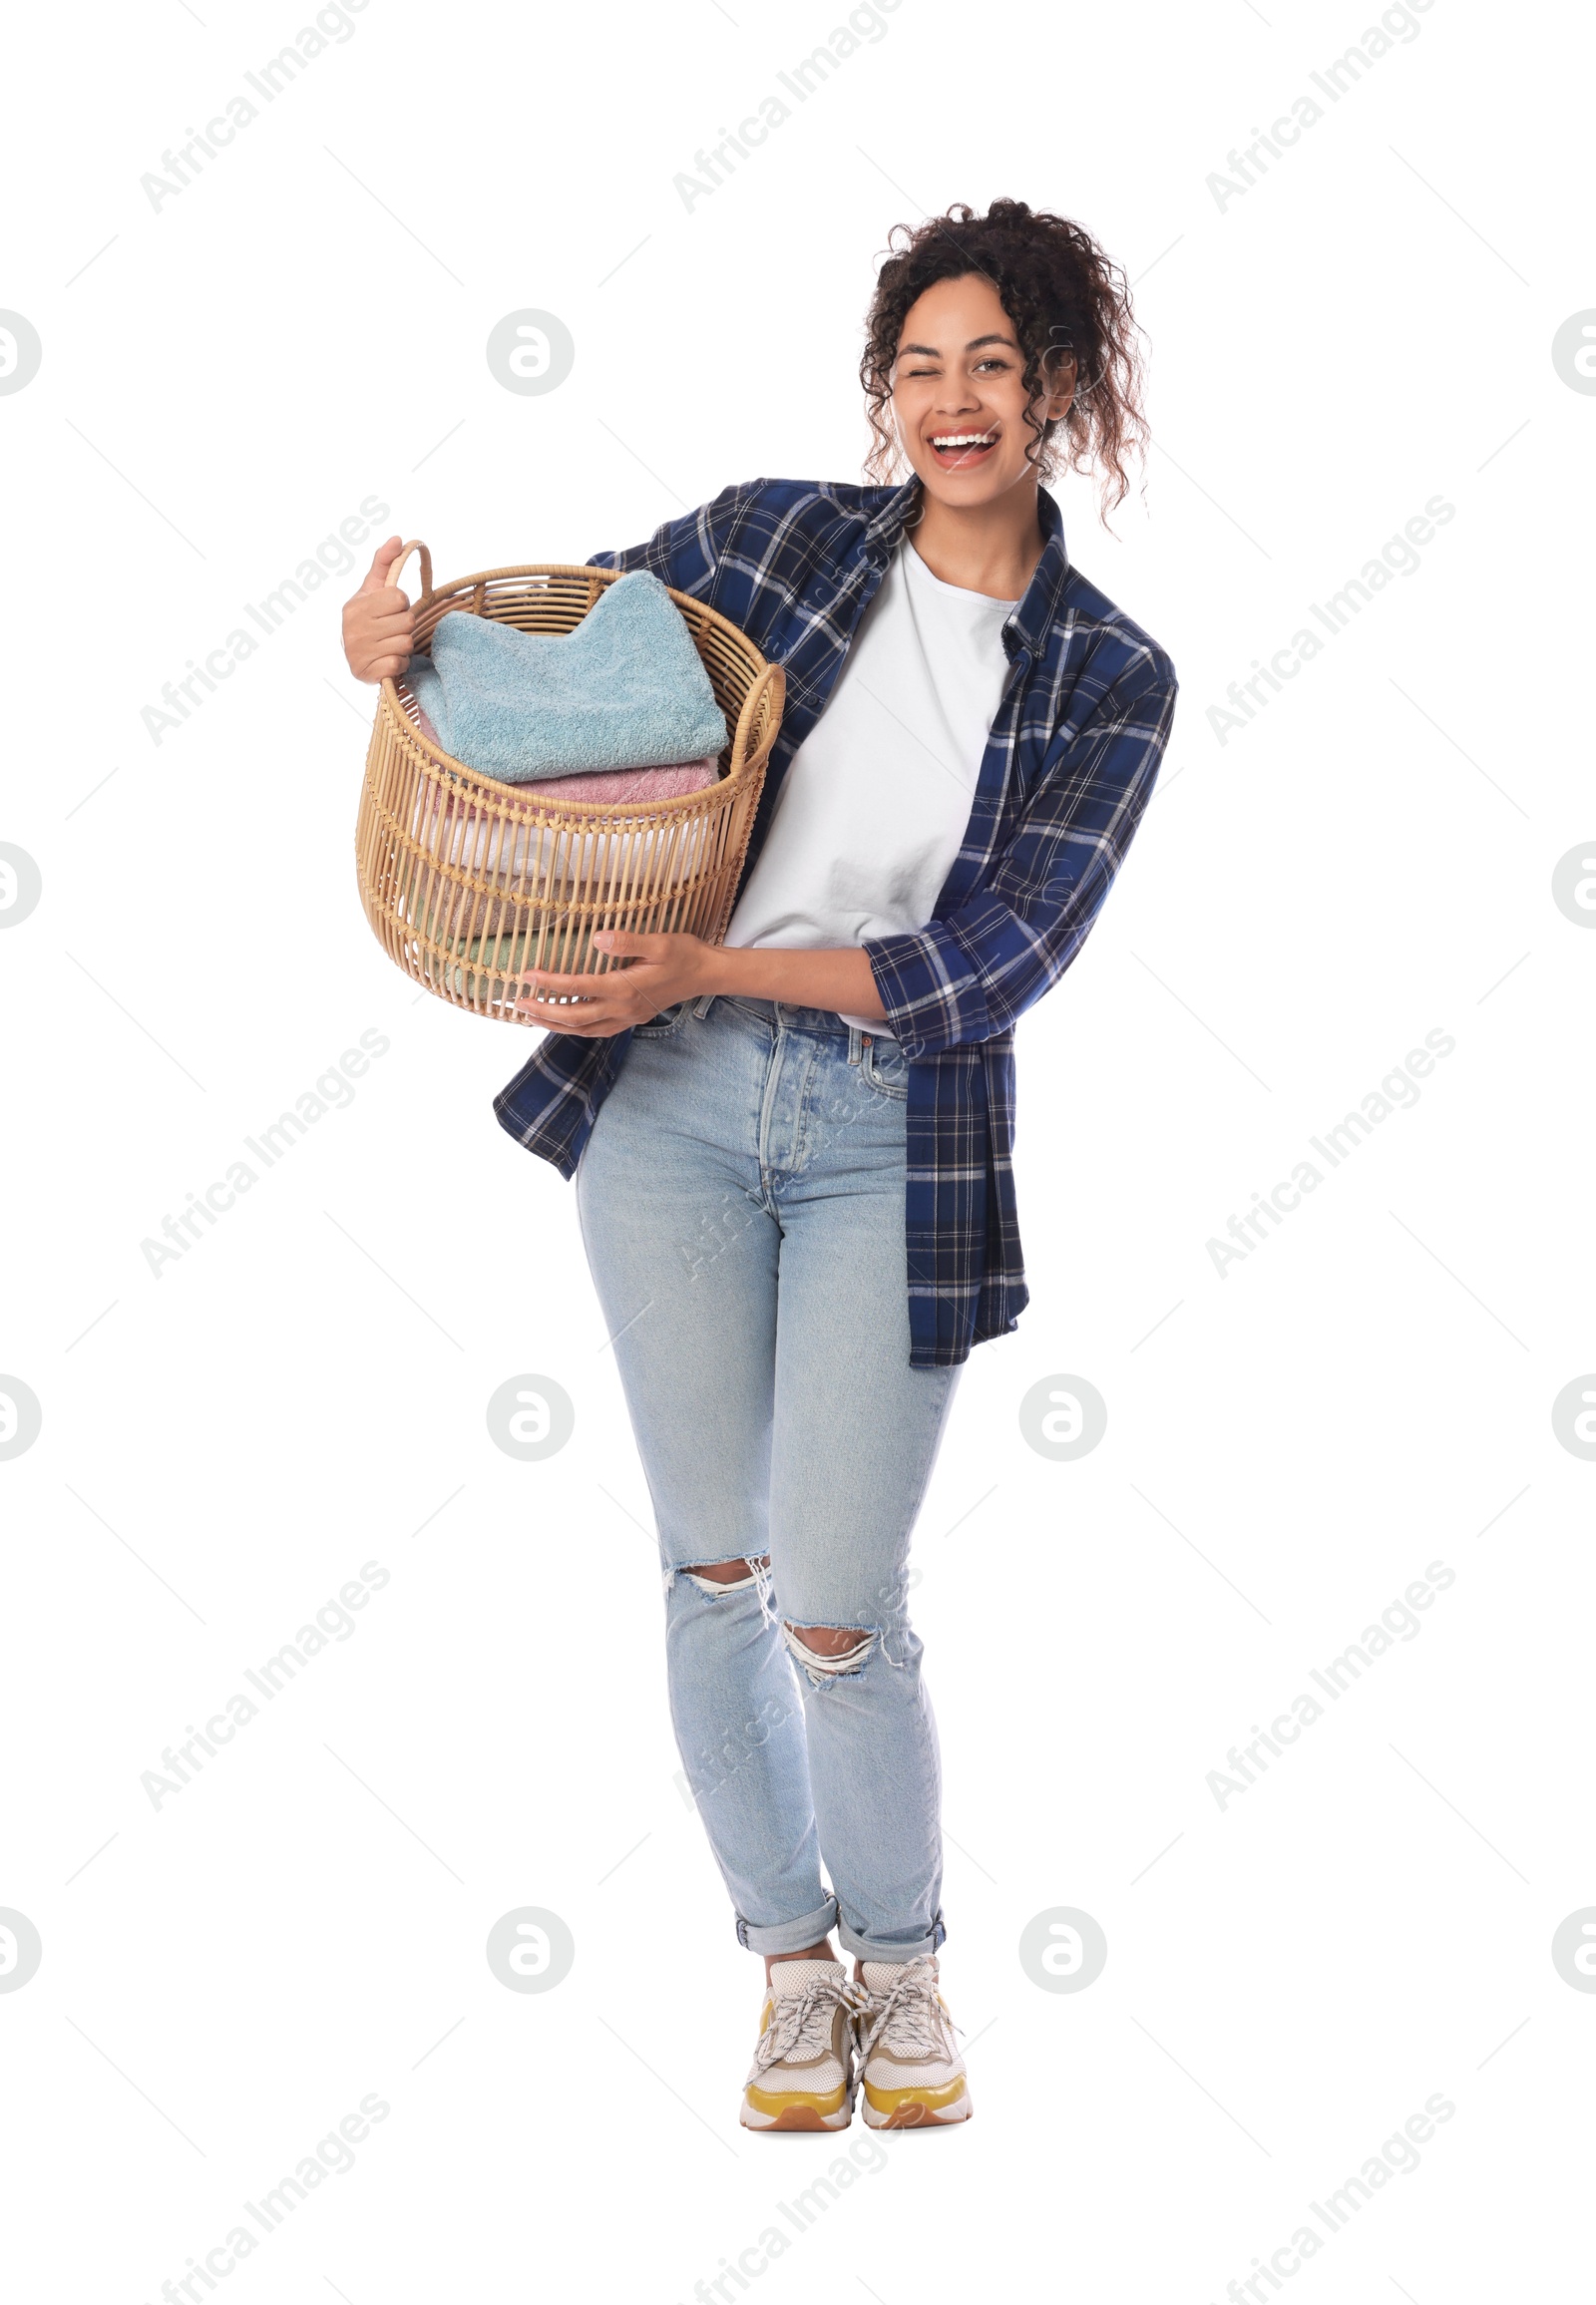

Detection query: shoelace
xmin=754 ymin=1976 xmax=867 ymax=2072
xmin=855 ymin=1957 xmax=957 ymax=2064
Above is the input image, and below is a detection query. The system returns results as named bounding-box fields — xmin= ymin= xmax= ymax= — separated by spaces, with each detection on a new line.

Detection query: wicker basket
xmin=355 ymin=542 xmax=783 ymax=1021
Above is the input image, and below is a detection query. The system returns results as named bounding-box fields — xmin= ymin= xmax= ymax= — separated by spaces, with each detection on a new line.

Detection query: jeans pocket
xmin=631 ymin=1001 xmax=689 ymax=1040
xmin=861 ymin=1035 xmax=909 ymax=1099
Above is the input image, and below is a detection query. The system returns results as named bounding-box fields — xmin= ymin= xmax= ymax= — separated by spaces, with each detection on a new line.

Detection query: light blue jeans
xmin=575 ymin=994 xmax=961 ymax=1962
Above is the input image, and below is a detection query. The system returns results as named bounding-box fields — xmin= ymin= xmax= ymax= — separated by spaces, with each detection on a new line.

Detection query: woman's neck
xmin=905 ymin=472 xmax=1047 ymax=601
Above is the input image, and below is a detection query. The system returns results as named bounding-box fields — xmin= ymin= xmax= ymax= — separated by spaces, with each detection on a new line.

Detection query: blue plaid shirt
xmin=494 ymin=477 xmax=1177 ymax=1366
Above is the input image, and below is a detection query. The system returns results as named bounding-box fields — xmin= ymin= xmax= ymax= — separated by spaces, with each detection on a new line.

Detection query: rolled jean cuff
xmin=735 ymin=1896 xmax=839 ymax=1956
xmin=836 ymin=1909 xmax=947 ymax=1965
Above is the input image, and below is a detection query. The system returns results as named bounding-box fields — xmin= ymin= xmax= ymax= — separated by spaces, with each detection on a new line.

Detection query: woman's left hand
xmin=514 ymin=930 xmax=712 ymax=1036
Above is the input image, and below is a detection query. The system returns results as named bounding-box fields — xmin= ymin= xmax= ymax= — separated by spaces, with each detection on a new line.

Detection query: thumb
xmin=593 ymin=929 xmax=648 ymax=958
xmin=358 ymin=537 xmax=404 ymax=592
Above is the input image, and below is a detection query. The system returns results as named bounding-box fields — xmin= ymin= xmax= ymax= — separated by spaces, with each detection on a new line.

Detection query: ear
xmin=1043 ymin=349 xmax=1077 ymax=422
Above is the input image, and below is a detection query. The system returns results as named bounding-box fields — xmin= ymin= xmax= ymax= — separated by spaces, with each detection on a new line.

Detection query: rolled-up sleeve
xmin=863 ymin=646 xmax=1177 ymax=1058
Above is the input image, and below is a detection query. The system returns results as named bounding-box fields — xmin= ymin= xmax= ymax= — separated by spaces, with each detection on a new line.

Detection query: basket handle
xmin=729 ymin=660 xmax=784 ymax=776
xmin=386 ymin=539 xmax=434 ymax=601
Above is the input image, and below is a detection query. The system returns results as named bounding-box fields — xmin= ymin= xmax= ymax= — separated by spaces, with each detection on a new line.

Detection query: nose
xmin=932 ymin=382 xmax=982 ymax=418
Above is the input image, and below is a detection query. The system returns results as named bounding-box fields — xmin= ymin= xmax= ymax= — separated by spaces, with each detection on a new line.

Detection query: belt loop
xmin=847 ymin=1024 xmax=863 ymax=1066
xmin=691 ymin=991 xmax=716 ymax=1019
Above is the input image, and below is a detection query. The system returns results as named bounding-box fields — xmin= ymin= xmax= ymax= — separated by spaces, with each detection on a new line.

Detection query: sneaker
xmin=856 ymin=1956 xmax=972 ymax=2127
xmin=740 ymin=1959 xmax=861 ymax=2131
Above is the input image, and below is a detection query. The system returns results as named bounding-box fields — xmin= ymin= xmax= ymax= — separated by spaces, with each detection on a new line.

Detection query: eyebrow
xmin=897 ymin=333 xmax=1017 ymax=356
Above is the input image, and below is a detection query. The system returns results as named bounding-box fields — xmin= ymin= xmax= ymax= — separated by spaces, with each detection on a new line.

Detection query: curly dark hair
xmin=860 ymin=199 xmax=1148 ymax=516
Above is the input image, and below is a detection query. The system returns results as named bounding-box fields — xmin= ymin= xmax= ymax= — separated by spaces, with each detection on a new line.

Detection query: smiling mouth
xmin=928 ymin=429 xmax=998 ymax=469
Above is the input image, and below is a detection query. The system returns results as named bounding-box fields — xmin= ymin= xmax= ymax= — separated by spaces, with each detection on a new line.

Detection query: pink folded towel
xmin=411 ymin=697 xmax=718 ymax=801
xmin=535 ymin=759 xmax=719 ymax=801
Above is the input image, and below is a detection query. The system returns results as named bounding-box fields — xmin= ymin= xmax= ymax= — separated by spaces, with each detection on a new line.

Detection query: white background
xmin=2 ymin=0 xmax=1591 ymax=2297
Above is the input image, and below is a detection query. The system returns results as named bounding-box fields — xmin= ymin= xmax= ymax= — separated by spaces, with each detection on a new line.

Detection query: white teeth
xmin=932 ymin=433 xmax=996 ymax=449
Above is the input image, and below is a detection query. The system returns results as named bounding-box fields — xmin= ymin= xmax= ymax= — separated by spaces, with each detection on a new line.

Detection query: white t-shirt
xmin=723 ymin=538 xmax=1017 ymax=1031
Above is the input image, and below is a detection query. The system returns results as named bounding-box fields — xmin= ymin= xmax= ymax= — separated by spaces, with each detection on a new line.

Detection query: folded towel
xmin=410 ymin=700 xmax=719 ymax=805
xmin=535 ymin=759 xmax=719 ymax=803
xmin=405 ymin=772 xmax=715 ymax=894
xmin=429 ymin=925 xmax=602 ymax=1002
xmin=405 ymin=571 xmax=729 ymax=782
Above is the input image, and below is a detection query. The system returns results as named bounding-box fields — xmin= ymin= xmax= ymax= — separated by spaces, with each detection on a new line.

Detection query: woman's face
xmin=890 ymin=272 xmax=1073 ymax=509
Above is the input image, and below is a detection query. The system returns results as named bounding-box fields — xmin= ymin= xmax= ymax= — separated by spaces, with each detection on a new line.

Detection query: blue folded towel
xmin=406 ymin=571 xmax=729 ymax=782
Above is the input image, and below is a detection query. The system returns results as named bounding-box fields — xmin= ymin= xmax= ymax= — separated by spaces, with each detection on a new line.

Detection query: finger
xmin=364 ymin=656 xmax=409 ymax=681
xmin=350 ymin=596 xmax=413 ymax=630
xmin=514 ymin=996 xmax=618 ymax=1030
xmin=521 ymin=969 xmax=610 ymax=995
xmin=592 ymin=930 xmax=661 ymax=958
xmin=358 ymin=538 xmax=404 ymax=592
xmin=523 ymin=1002 xmax=635 ymax=1027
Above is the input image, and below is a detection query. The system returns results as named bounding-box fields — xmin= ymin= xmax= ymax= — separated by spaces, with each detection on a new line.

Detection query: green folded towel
xmin=414 ymin=919 xmax=606 ymax=1004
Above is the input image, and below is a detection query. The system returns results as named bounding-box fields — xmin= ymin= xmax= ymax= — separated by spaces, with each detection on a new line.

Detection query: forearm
xmin=698 ymin=943 xmax=887 ymax=1019
xmin=519 ymin=930 xmax=887 ymax=1035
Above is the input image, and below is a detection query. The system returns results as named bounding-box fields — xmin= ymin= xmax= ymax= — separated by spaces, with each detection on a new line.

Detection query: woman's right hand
xmin=341 ymin=536 xmax=414 ymax=683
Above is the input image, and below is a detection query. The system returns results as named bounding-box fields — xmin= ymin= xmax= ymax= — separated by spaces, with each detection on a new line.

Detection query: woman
xmin=342 ymin=199 xmax=1177 ymax=2130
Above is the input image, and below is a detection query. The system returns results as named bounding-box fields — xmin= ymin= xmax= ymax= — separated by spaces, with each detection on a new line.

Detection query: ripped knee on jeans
xmin=782 ymin=1621 xmax=876 ymax=1680
xmin=681 ymin=1554 xmax=770 ymax=1595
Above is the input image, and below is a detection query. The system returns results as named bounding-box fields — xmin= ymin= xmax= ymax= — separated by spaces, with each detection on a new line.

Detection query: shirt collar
xmin=860 ymin=478 xmax=921 ymax=564
xmin=1009 ymin=484 xmax=1071 ymax=657
xmin=860 ymin=478 xmax=1071 ymax=659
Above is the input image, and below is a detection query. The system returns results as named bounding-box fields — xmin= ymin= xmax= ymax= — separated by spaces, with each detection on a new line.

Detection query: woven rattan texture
xmin=355 ymin=545 xmax=784 ymax=1022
